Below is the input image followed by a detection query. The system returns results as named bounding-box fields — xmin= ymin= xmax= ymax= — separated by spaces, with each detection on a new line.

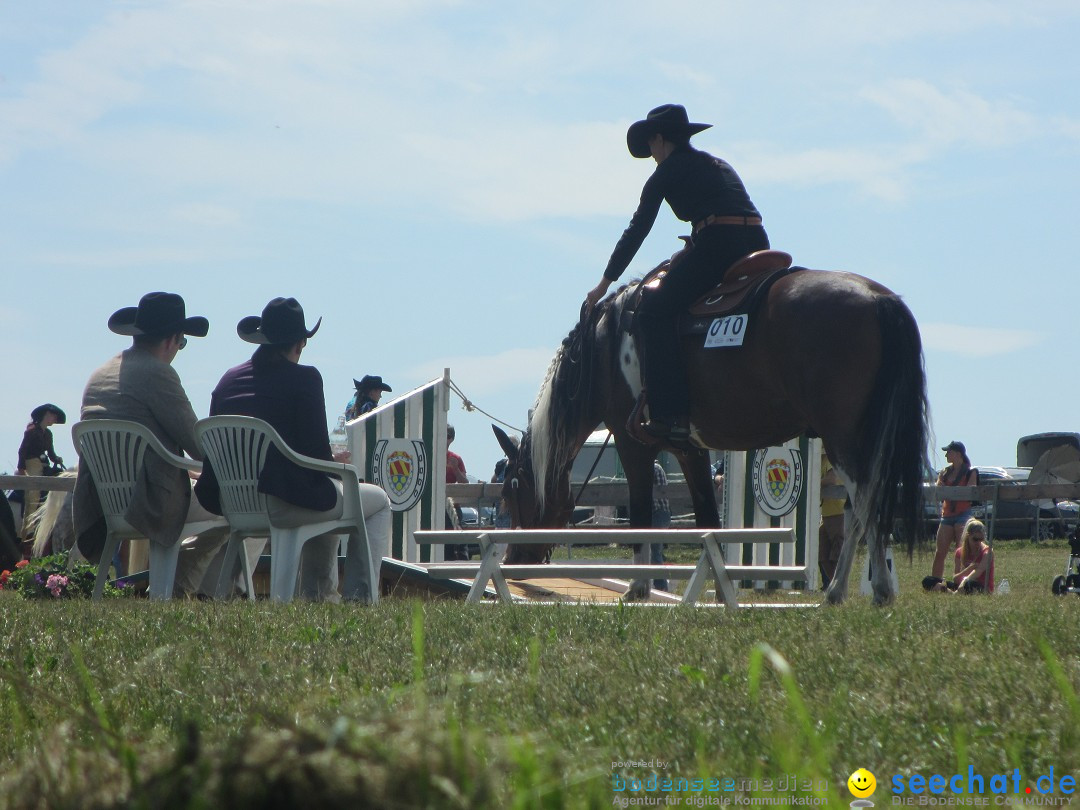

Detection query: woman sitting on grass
xmin=922 ymin=519 xmax=994 ymax=594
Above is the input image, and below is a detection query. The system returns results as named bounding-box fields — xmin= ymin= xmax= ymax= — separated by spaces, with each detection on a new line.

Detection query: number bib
xmin=703 ymin=314 xmax=748 ymax=348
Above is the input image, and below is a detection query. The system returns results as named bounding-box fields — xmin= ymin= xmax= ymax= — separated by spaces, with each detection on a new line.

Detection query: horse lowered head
xmin=493 ymin=425 xmax=573 ymax=562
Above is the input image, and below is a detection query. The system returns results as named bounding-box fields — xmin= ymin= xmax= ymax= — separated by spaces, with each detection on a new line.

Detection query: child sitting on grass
xmin=922 ymin=518 xmax=994 ymax=594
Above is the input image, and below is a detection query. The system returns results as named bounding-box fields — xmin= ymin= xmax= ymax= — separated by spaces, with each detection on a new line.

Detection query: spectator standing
xmin=712 ymin=457 xmax=725 ymax=510
xmin=931 ymin=441 xmax=977 ymax=579
xmin=444 ymin=424 xmax=470 ymax=560
xmin=818 ymin=451 xmax=845 ymax=589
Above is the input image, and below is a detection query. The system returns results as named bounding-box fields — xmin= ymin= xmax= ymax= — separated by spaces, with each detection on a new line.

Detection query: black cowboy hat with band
xmin=237 ymin=297 xmax=322 ymax=345
xmin=626 ymin=104 xmax=712 ymax=159
xmin=30 ymin=403 xmax=66 ymax=424
xmin=108 ymin=292 xmax=210 ymax=338
xmin=354 ymin=375 xmax=392 ymax=394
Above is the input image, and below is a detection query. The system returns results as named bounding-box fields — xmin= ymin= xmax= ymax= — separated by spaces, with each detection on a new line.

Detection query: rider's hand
xmin=583 ymin=279 xmax=612 ymax=318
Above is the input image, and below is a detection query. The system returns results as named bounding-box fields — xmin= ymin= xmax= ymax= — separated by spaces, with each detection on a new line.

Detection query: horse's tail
xmin=28 ymin=471 xmax=76 ymax=557
xmin=858 ymin=295 xmax=930 ymax=552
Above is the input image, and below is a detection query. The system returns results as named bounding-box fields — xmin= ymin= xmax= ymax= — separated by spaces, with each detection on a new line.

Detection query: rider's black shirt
xmin=603 ymin=145 xmax=761 ymax=282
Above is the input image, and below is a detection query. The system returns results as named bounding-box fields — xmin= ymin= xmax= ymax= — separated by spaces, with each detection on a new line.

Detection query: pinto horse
xmin=493 ymin=259 xmax=929 ymax=605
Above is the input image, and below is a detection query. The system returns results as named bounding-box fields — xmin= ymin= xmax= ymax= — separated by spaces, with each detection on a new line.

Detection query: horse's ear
xmin=492 ymin=424 xmax=518 ymax=461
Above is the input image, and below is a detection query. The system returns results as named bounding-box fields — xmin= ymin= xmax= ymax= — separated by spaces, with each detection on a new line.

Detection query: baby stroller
xmin=1051 ymin=528 xmax=1080 ymax=596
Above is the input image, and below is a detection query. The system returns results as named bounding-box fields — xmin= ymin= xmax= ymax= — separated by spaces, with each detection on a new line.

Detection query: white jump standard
xmin=415 ymin=527 xmax=804 ymax=606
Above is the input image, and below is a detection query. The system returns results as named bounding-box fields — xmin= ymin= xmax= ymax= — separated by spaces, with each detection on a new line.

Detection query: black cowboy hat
xmin=30 ymin=403 xmax=66 ymax=425
xmin=237 ymin=297 xmax=322 ymax=345
xmin=626 ymin=104 xmax=712 ymax=159
xmin=108 ymin=292 xmax=209 ymax=338
xmin=354 ymin=375 xmax=392 ymax=394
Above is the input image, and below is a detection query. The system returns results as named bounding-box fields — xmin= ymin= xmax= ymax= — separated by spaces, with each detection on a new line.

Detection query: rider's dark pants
xmin=638 ymin=224 xmax=770 ymax=424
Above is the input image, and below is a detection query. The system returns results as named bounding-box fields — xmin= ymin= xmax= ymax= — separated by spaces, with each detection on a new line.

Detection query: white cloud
xmin=1054 ymin=116 xmax=1080 ymax=142
xmin=651 ymin=59 xmax=712 ymax=89
xmin=861 ymin=79 xmax=1039 ymax=149
xmin=2 ymin=0 xmax=1078 ymax=230
xmin=920 ymin=323 xmax=1045 ymax=357
xmin=33 ymin=246 xmax=211 ymax=268
xmin=736 ymin=143 xmax=910 ymax=201
xmin=170 ymin=202 xmax=241 ymax=227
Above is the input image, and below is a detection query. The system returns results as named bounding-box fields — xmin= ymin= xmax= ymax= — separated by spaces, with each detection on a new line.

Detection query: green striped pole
xmin=724 ymin=436 xmax=821 ymax=591
xmin=346 ymin=369 xmax=450 ymax=563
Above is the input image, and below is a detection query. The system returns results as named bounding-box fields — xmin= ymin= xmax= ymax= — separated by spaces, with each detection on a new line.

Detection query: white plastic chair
xmin=194 ymin=415 xmax=377 ymax=603
xmin=71 ymin=419 xmax=225 ymax=600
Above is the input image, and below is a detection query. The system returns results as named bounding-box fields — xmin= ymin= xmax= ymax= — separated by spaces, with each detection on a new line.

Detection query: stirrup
xmin=641 ymin=419 xmax=691 ymax=449
xmin=641 ymin=418 xmax=673 ymax=439
xmin=667 ymin=424 xmax=691 ymax=450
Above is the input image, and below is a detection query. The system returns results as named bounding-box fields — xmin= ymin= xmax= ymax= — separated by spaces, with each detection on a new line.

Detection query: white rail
xmin=414 ymin=528 xmax=803 ymax=607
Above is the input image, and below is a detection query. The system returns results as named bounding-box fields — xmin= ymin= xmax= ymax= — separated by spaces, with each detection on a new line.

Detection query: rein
xmin=574 ymin=430 xmax=612 ymax=507
xmin=561 ymin=303 xmax=598 ymax=407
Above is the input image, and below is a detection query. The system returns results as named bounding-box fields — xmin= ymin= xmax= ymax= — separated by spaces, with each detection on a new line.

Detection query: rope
xmin=575 ymin=430 xmax=612 ymax=504
xmin=446 ymin=378 xmax=525 ymax=434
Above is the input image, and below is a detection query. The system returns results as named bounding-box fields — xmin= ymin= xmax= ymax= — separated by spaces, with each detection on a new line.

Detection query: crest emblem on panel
xmin=751 ymin=447 xmax=804 ymax=517
xmin=372 ymin=438 xmax=428 ymax=511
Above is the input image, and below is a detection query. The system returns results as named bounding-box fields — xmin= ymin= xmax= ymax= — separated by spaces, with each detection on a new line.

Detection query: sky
xmin=2 ymin=0 xmax=1079 ymax=482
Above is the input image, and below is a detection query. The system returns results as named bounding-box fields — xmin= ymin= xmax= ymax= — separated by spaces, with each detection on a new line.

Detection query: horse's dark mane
xmin=524 ymin=283 xmax=636 ymax=508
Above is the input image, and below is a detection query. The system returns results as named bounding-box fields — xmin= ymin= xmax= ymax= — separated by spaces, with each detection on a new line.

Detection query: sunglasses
xmin=178 ymin=336 xmax=188 ymax=350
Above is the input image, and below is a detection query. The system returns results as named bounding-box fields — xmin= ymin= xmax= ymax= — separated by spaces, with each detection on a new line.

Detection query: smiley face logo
xmin=847 ymin=768 xmax=876 ymax=798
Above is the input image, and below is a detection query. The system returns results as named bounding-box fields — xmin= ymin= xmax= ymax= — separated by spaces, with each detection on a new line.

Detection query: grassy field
xmin=1 ymin=540 xmax=1079 ymax=809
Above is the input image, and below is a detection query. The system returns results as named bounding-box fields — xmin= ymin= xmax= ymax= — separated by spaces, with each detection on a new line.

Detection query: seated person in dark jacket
xmin=194 ymin=297 xmax=391 ymax=602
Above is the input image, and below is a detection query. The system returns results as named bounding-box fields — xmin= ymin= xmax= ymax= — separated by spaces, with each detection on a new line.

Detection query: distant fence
xmin=446 ymin=480 xmax=1080 ymax=536
xmin=8 ymin=470 xmax=1080 ymax=536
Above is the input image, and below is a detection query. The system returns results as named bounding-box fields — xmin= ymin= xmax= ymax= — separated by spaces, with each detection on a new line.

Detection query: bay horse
xmin=492 ymin=256 xmax=929 ymax=605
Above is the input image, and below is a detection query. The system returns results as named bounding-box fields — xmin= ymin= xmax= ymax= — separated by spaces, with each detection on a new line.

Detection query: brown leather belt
xmin=693 ymin=214 xmax=763 ymax=233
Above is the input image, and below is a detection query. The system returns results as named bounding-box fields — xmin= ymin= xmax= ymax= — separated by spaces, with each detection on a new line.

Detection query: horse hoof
xmin=625 ymin=580 xmax=651 ymax=601
xmin=823 ymin=587 xmax=846 ymax=605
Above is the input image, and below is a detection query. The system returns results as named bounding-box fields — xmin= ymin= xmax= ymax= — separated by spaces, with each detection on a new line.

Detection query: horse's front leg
xmin=615 ymin=438 xmax=658 ymax=600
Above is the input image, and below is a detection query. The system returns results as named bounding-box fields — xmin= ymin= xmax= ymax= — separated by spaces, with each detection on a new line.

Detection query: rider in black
xmin=584 ymin=104 xmax=769 ymax=447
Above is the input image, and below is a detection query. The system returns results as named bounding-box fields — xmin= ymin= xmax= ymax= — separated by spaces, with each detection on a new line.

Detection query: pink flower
xmin=46 ymin=574 xmax=68 ymax=598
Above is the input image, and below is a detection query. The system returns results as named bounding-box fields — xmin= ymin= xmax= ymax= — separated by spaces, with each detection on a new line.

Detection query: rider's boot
xmin=638 ymin=294 xmax=692 ymax=448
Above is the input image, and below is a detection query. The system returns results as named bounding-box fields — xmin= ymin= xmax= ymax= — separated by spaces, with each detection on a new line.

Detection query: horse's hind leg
xmin=824 ymin=469 xmax=861 ymax=605
xmin=676 ymin=447 xmax=720 ymax=527
xmin=867 ymin=533 xmax=895 ymax=605
xmin=823 ymin=474 xmax=896 ymax=606
xmin=825 ymin=514 xmax=858 ymax=604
